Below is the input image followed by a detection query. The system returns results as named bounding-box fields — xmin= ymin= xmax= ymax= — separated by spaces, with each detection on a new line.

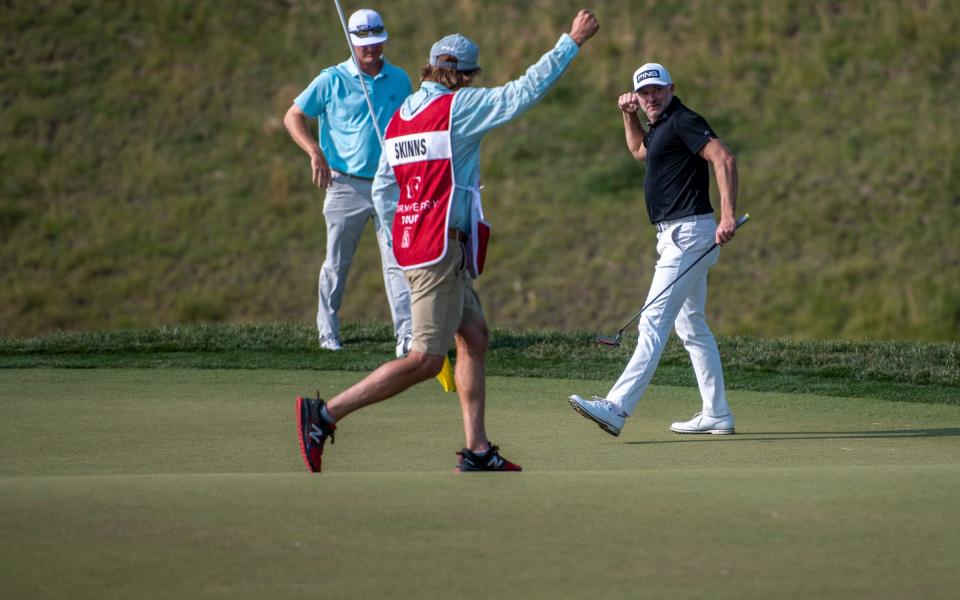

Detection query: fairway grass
xmin=2 ymin=370 xmax=960 ymax=599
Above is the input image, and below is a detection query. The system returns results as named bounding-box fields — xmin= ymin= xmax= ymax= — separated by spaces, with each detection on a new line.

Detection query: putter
xmin=596 ymin=214 xmax=751 ymax=347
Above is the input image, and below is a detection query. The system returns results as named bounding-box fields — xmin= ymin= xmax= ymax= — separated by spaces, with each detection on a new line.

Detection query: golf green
xmin=2 ymin=369 xmax=959 ymax=599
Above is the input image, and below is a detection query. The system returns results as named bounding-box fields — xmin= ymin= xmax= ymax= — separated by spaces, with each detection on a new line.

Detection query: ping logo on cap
xmin=635 ymin=69 xmax=660 ymax=85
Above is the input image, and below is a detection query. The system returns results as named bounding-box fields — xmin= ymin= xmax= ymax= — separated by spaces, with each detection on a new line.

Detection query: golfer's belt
xmin=654 ymin=213 xmax=713 ymax=232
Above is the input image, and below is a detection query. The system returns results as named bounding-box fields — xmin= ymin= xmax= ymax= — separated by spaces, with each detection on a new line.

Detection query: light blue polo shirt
xmin=373 ymin=34 xmax=580 ymax=237
xmin=295 ymin=57 xmax=412 ymax=179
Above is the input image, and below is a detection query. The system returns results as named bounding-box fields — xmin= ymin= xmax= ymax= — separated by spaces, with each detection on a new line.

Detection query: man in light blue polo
xmin=284 ymin=8 xmax=412 ymax=355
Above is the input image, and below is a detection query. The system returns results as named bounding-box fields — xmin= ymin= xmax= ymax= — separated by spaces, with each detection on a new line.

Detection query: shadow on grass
xmin=625 ymin=428 xmax=960 ymax=444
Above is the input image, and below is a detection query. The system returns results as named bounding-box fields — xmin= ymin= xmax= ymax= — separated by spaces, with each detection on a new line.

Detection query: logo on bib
xmin=405 ymin=176 xmax=422 ymax=200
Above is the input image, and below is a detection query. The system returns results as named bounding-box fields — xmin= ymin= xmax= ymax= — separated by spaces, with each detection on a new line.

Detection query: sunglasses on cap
xmin=350 ymin=25 xmax=384 ymax=38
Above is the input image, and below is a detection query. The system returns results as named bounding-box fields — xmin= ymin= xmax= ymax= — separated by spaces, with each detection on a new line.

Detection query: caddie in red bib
xmin=293 ymin=12 xmax=598 ymax=476
xmin=385 ymin=93 xmax=456 ymax=269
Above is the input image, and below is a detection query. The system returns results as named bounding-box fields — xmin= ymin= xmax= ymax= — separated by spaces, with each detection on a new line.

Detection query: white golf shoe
xmin=319 ymin=337 xmax=343 ymax=351
xmin=568 ymin=395 xmax=627 ymax=437
xmin=395 ymin=336 xmax=412 ymax=358
xmin=670 ymin=412 xmax=735 ymax=435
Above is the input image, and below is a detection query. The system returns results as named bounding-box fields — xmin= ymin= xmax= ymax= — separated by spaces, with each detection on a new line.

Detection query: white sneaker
xmin=319 ymin=337 xmax=342 ymax=351
xmin=568 ymin=394 xmax=627 ymax=437
xmin=670 ymin=412 xmax=735 ymax=435
xmin=395 ymin=336 xmax=412 ymax=358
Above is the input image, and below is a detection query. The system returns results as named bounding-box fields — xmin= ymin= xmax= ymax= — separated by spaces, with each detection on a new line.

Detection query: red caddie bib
xmin=384 ymin=92 xmax=456 ymax=269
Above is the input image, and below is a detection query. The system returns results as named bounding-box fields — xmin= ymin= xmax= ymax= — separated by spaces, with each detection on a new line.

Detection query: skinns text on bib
xmin=384 ymin=93 xmax=456 ymax=269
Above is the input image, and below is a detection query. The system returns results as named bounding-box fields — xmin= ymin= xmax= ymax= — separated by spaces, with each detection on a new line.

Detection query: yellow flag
xmin=436 ymin=355 xmax=456 ymax=392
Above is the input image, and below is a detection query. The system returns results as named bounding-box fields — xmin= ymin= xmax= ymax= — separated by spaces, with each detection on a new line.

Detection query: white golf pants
xmin=606 ymin=217 xmax=730 ymax=418
xmin=317 ymin=175 xmax=412 ymax=344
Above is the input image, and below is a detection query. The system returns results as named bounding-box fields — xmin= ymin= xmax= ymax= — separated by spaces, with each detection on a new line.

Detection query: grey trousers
xmin=317 ymin=174 xmax=412 ymax=344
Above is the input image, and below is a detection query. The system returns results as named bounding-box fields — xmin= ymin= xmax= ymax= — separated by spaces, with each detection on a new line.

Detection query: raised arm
xmin=452 ymin=10 xmax=598 ymax=138
xmin=618 ymin=92 xmax=647 ymax=161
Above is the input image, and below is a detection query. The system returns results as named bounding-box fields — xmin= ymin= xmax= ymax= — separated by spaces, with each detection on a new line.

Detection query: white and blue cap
xmin=633 ymin=62 xmax=672 ymax=91
xmin=429 ymin=34 xmax=480 ymax=71
xmin=348 ymin=9 xmax=388 ymax=46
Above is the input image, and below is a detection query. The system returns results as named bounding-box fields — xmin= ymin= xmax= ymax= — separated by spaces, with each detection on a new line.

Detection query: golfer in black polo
xmin=569 ymin=62 xmax=740 ymax=436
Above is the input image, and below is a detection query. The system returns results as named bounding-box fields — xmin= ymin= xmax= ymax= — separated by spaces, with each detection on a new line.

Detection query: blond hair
xmin=420 ymin=55 xmax=481 ymax=90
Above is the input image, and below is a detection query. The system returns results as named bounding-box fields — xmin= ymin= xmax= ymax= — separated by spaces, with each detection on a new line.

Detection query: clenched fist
xmin=569 ymin=9 xmax=599 ymax=46
xmin=618 ymin=92 xmax=640 ymax=114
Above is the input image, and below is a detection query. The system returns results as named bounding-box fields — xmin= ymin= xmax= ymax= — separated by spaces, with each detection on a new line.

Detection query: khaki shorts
xmin=404 ymin=241 xmax=484 ymax=356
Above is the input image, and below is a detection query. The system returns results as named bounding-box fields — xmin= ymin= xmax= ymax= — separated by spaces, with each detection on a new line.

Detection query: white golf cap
xmin=348 ymin=9 xmax=388 ymax=46
xmin=429 ymin=34 xmax=480 ymax=71
xmin=633 ymin=62 xmax=672 ymax=91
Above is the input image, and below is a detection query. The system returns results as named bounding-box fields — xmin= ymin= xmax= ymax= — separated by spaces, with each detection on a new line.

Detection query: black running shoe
xmin=296 ymin=395 xmax=336 ymax=473
xmin=455 ymin=444 xmax=522 ymax=473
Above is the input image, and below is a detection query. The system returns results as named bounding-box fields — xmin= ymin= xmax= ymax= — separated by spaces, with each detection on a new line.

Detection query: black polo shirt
xmin=642 ymin=96 xmax=716 ymax=224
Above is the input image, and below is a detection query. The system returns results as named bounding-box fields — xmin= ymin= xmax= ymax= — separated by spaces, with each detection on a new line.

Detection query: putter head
xmin=596 ymin=333 xmax=622 ymax=347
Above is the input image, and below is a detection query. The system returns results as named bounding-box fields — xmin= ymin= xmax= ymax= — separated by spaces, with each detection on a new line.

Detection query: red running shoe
xmin=296 ymin=395 xmax=336 ymax=473
xmin=455 ymin=444 xmax=522 ymax=473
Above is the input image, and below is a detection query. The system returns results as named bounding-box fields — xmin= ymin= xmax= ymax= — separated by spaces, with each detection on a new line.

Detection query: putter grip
xmin=735 ymin=213 xmax=751 ymax=228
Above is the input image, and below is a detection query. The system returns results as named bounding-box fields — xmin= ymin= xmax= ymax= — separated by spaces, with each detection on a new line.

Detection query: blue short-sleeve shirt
xmin=295 ymin=58 xmax=411 ymax=179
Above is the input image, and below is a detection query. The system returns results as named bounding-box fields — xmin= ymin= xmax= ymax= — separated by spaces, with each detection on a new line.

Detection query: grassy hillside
xmin=2 ymin=0 xmax=959 ymax=339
